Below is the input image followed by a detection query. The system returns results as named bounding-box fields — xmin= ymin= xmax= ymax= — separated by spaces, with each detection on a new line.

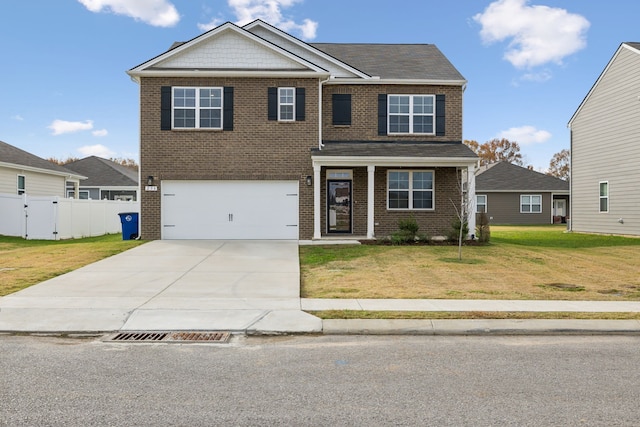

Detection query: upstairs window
xmin=278 ymin=88 xmax=295 ymax=121
xmin=599 ymin=181 xmax=609 ymax=213
xmin=520 ymin=195 xmax=542 ymax=213
xmin=388 ymin=95 xmax=434 ymax=135
xmin=172 ymin=87 xmax=222 ymax=129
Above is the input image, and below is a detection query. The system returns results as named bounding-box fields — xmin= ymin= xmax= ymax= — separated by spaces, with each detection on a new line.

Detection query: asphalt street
xmin=2 ymin=334 xmax=640 ymax=426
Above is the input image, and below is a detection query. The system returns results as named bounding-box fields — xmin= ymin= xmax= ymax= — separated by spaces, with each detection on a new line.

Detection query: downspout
xmin=318 ymin=76 xmax=331 ymax=150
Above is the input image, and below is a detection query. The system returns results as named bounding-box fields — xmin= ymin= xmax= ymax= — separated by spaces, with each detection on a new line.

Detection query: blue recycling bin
xmin=118 ymin=212 xmax=139 ymax=240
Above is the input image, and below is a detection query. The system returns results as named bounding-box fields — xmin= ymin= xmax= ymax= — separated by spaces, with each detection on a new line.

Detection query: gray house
xmin=475 ymin=162 xmax=569 ymax=225
xmin=64 ymin=156 xmax=139 ymax=201
xmin=568 ymin=42 xmax=640 ymax=236
xmin=0 ymin=140 xmax=84 ymax=197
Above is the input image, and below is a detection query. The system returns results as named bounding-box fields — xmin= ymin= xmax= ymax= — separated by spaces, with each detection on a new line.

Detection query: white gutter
xmin=310 ymin=155 xmax=479 ymax=167
xmin=126 ymin=70 xmax=330 ymax=80
xmin=0 ymin=161 xmax=86 ymax=181
xmin=324 ymin=78 xmax=467 ymax=86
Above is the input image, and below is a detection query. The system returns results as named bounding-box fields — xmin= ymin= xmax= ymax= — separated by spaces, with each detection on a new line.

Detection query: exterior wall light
xmin=306 ymin=176 xmax=312 ymax=186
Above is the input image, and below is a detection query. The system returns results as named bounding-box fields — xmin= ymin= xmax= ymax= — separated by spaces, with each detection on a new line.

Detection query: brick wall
xmin=139 ymin=77 xmax=319 ymax=240
xmin=322 ymin=84 xmax=463 ymax=142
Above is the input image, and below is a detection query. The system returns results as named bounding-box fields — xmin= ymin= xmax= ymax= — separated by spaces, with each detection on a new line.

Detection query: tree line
xmin=464 ymin=138 xmax=569 ymax=180
xmin=47 ymin=156 xmax=139 ymax=171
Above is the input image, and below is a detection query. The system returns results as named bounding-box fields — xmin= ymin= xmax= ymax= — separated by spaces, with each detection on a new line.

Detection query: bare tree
xmin=464 ymin=138 xmax=524 ymax=166
xmin=548 ymin=149 xmax=570 ymax=180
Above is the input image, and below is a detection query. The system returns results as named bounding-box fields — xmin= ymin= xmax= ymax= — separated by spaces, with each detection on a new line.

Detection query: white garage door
xmin=161 ymin=180 xmax=299 ymax=240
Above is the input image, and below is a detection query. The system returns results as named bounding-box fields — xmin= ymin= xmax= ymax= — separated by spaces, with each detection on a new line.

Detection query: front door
xmin=554 ymin=199 xmax=566 ymax=217
xmin=327 ymin=180 xmax=352 ymax=233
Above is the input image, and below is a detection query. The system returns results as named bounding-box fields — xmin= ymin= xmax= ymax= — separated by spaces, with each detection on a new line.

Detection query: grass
xmin=309 ymin=310 xmax=640 ymax=320
xmin=0 ymin=234 xmax=145 ymax=296
xmin=300 ymin=225 xmax=640 ymax=301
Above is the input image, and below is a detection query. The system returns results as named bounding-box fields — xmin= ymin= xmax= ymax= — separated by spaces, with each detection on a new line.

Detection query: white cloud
xmin=48 ymin=119 xmax=94 ymax=136
xmin=92 ymin=129 xmax=109 ymax=137
xmin=497 ymin=125 xmax=552 ymax=145
xmin=78 ymin=0 xmax=179 ymax=27
xmin=11 ymin=115 xmax=24 ymax=121
xmin=473 ymin=0 xmax=590 ymax=68
xmin=520 ymin=69 xmax=552 ymax=83
xmin=199 ymin=0 xmax=318 ymax=40
xmin=77 ymin=144 xmax=116 ymax=158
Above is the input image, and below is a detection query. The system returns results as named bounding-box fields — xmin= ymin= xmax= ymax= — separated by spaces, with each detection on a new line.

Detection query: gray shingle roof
xmin=311 ymin=43 xmax=465 ymax=81
xmin=0 ymin=140 xmax=79 ymax=176
xmin=64 ymin=156 xmax=138 ymax=187
xmin=476 ymin=162 xmax=568 ymax=192
xmin=312 ymin=141 xmax=477 ymax=158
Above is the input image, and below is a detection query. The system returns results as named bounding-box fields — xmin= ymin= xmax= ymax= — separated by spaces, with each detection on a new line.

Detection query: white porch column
xmin=466 ymin=164 xmax=477 ymax=239
xmin=313 ymin=163 xmax=322 ymax=240
xmin=367 ymin=165 xmax=375 ymax=239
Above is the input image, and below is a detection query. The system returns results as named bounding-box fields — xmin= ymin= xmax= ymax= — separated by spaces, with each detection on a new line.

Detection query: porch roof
xmin=311 ymin=141 xmax=478 ymax=167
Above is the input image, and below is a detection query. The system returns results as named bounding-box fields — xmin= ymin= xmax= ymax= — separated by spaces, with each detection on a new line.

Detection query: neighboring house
xmin=0 ymin=140 xmax=84 ymax=197
xmin=127 ymin=20 xmax=478 ymax=241
xmin=64 ymin=156 xmax=139 ymax=201
xmin=568 ymin=42 xmax=640 ymax=236
xmin=475 ymin=162 xmax=569 ymax=225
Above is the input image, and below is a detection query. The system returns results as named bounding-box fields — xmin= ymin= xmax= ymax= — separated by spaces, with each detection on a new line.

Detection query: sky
xmin=1 ymin=0 xmax=638 ymax=171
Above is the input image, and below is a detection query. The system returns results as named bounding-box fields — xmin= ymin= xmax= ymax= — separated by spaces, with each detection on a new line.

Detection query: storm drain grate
xmin=108 ymin=331 xmax=230 ymax=343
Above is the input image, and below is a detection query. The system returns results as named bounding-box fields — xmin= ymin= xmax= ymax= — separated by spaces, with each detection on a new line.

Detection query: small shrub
xmin=398 ymin=216 xmax=419 ymax=237
xmin=476 ymin=212 xmax=491 ymax=243
xmin=391 ymin=230 xmax=415 ymax=245
xmin=416 ymin=232 xmax=431 ymax=243
xmin=447 ymin=219 xmax=469 ymax=242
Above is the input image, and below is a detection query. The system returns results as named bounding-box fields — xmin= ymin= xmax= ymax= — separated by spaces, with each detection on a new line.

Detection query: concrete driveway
xmin=0 ymin=240 xmax=321 ymax=334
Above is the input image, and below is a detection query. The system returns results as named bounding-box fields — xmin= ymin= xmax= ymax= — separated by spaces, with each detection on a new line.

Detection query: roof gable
xmin=0 ymin=140 xmax=84 ymax=178
xmin=65 ymin=156 xmax=138 ymax=187
xmin=243 ymin=20 xmax=370 ymax=79
xmin=128 ymin=21 xmax=328 ymax=79
xmin=476 ymin=162 xmax=568 ymax=192
xmin=569 ymin=42 xmax=640 ymax=126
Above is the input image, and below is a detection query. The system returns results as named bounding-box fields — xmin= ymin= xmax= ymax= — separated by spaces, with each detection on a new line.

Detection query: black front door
xmin=327 ymin=180 xmax=352 ymax=233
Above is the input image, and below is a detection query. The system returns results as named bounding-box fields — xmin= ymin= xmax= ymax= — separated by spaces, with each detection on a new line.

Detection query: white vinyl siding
xmin=0 ymin=167 xmax=66 ymax=197
xmin=570 ymin=45 xmax=640 ymax=234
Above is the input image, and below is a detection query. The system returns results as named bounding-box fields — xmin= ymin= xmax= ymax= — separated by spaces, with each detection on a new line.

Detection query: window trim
xmin=172 ymin=86 xmax=223 ymax=129
xmin=387 ymin=170 xmax=435 ymax=211
xmin=17 ymin=174 xmax=25 ymax=195
xmin=67 ymin=190 xmax=90 ymax=199
xmin=520 ymin=194 xmax=542 ymax=214
xmin=278 ymin=87 xmax=296 ymax=122
xmin=599 ymin=181 xmax=609 ymax=213
xmin=387 ymin=94 xmax=435 ymax=135
xmin=476 ymin=194 xmax=487 ymax=213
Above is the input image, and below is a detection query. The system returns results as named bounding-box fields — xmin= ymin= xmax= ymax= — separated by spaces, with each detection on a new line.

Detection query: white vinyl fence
xmin=0 ymin=193 xmax=139 ymax=240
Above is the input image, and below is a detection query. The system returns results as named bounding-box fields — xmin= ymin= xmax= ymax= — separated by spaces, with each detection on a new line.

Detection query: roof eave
xmin=311 ymin=155 xmax=478 ymax=167
xmin=324 ymin=78 xmax=467 ymax=86
xmin=0 ymin=161 xmax=87 ymax=180
xmin=127 ymin=69 xmax=331 ymax=79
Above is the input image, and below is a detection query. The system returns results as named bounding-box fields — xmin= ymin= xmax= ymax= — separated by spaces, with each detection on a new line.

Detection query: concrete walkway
xmin=1 ymin=240 xmax=640 ymax=335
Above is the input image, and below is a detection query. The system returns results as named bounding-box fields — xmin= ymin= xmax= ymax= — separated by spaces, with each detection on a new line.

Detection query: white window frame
xmin=476 ymin=194 xmax=487 ymax=213
xmin=278 ymin=87 xmax=295 ymax=122
xmin=599 ymin=181 xmax=609 ymax=213
xmin=520 ymin=194 xmax=542 ymax=214
xmin=387 ymin=94 xmax=435 ymax=135
xmin=387 ymin=170 xmax=435 ymax=211
xmin=17 ymin=174 xmax=25 ymax=195
xmin=172 ymin=86 xmax=223 ymax=129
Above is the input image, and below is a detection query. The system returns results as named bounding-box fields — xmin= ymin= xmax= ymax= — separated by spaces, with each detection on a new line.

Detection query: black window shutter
xmin=435 ymin=94 xmax=445 ymax=136
xmin=378 ymin=94 xmax=387 ymax=136
xmin=223 ymin=87 xmax=234 ymax=130
xmin=161 ymin=86 xmax=172 ymax=130
xmin=267 ymin=87 xmax=277 ymax=121
xmin=295 ymin=88 xmax=305 ymax=121
xmin=332 ymin=94 xmax=351 ymax=125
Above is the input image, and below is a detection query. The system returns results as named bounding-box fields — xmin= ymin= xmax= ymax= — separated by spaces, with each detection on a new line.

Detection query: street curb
xmin=322 ymin=319 xmax=640 ymax=335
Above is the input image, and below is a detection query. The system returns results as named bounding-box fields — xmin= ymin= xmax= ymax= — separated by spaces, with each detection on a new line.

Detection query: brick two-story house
xmin=127 ymin=20 xmax=478 ymax=241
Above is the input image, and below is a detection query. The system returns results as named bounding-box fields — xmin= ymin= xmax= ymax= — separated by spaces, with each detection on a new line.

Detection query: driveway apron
xmin=0 ymin=240 xmax=321 ymax=333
